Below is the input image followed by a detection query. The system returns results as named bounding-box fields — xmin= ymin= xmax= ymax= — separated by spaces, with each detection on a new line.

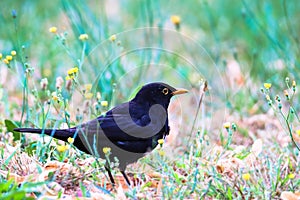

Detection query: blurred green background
xmin=0 ymin=0 xmax=299 ymax=122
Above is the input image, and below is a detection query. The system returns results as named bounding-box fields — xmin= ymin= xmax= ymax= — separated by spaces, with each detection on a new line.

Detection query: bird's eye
xmin=162 ymin=88 xmax=169 ymax=95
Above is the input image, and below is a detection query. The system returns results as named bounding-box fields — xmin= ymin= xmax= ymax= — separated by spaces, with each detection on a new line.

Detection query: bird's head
xmin=132 ymin=82 xmax=188 ymax=108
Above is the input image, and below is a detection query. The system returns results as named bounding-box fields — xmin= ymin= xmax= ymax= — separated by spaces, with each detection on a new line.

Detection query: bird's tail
xmin=14 ymin=127 xmax=76 ymax=142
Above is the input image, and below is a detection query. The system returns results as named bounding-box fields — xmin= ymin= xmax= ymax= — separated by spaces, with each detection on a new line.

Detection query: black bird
xmin=14 ymin=82 xmax=188 ymax=185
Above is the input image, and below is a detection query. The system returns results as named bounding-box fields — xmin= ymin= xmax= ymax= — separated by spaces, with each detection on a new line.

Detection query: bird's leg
xmin=121 ymin=170 xmax=131 ymax=185
xmin=104 ymin=166 xmax=115 ymax=185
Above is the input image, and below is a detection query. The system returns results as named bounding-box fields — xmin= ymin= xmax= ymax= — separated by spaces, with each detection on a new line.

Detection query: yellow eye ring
xmin=162 ymin=88 xmax=169 ymax=95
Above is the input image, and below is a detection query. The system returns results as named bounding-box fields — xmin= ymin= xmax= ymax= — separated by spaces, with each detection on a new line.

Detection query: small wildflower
xmin=76 ymin=110 xmax=83 ymax=122
xmin=171 ymin=15 xmax=181 ymax=25
xmin=292 ymin=80 xmax=296 ymax=92
xmin=103 ymin=147 xmax=111 ymax=154
xmin=57 ymin=145 xmax=69 ymax=153
xmin=109 ymin=34 xmax=116 ymax=42
xmin=158 ymin=139 xmax=164 ymax=145
xmin=0 ymin=53 xmax=2 ymax=59
xmin=40 ymin=78 xmax=48 ymax=90
xmin=296 ymin=130 xmax=300 ymax=136
xmin=85 ymin=84 xmax=92 ymax=92
xmin=79 ymin=34 xmax=89 ymax=41
xmin=288 ymin=173 xmax=295 ymax=179
xmin=52 ymin=92 xmax=59 ymax=101
xmin=242 ymin=173 xmax=251 ymax=181
xmin=96 ymin=92 xmax=101 ymax=101
xmin=56 ymin=76 xmax=64 ymax=89
xmin=278 ymin=103 xmax=282 ymax=110
xmin=67 ymin=67 xmax=79 ymax=75
xmin=285 ymin=77 xmax=290 ymax=83
xmin=265 ymin=95 xmax=271 ymax=101
xmin=284 ymin=90 xmax=289 ymax=99
xmin=11 ymin=50 xmax=16 ymax=56
xmin=263 ymin=83 xmax=272 ymax=89
xmin=49 ymin=26 xmax=58 ymax=33
xmin=275 ymin=95 xmax=280 ymax=102
xmin=85 ymin=92 xmax=93 ymax=99
xmin=101 ymin=101 xmax=108 ymax=107
xmin=158 ymin=150 xmax=165 ymax=156
xmin=268 ymin=100 xmax=272 ymax=106
xmin=3 ymin=59 xmax=9 ymax=64
xmin=231 ymin=123 xmax=237 ymax=131
xmin=223 ymin=122 xmax=230 ymax=129
xmin=67 ymin=137 xmax=74 ymax=144
xmin=260 ymin=88 xmax=264 ymax=93
xmin=65 ymin=75 xmax=72 ymax=81
xmin=6 ymin=55 xmax=13 ymax=61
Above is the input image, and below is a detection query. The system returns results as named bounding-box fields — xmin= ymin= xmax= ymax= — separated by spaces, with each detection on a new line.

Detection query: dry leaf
xmin=148 ymin=172 xmax=162 ymax=179
xmin=216 ymin=157 xmax=244 ymax=179
xmin=251 ymin=139 xmax=263 ymax=157
xmin=280 ymin=191 xmax=300 ymax=200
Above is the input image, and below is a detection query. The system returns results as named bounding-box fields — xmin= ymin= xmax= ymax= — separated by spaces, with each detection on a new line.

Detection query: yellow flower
xmin=3 ymin=59 xmax=9 ymax=64
xmin=242 ymin=173 xmax=251 ymax=181
xmin=158 ymin=150 xmax=165 ymax=156
xmin=6 ymin=55 xmax=13 ymax=61
xmin=85 ymin=84 xmax=93 ymax=91
xmin=49 ymin=26 xmax=58 ymax=33
xmin=292 ymin=80 xmax=296 ymax=87
xmin=158 ymin=139 xmax=164 ymax=145
xmin=79 ymin=34 xmax=89 ymax=41
xmin=84 ymin=92 xmax=93 ymax=99
xmin=101 ymin=101 xmax=108 ymax=107
xmin=223 ymin=122 xmax=230 ymax=129
xmin=288 ymin=173 xmax=295 ymax=179
xmin=263 ymin=83 xmax=272 ymax=89
xmin=65 ymin=75 xmax=72 ymax=81
xmin=0 ymin=53 xmax=2 ymax=59
xmin=52 ymin=96 xmax=58 ymax=101
xmin=103 ymin=147 xmax=111 ymax=154
xmin=57 ymin=145 xmax=69 ymax=152
xmin=11 ymin=50 xmax=16 ymax=56
xmin=109 ymin=34 xmax=116 ymax=42
xmin=171 ymin=15 xmax=181 ymax=25
xmin=296 ymin=130 xmax=300 ymax=136
xmin=67 ymin=67 xmax=79 ymax=75
xmin=67 ymin=137 xmax=74 ymax=144
xmin=52 ymin=92 xmax=59 ymax=101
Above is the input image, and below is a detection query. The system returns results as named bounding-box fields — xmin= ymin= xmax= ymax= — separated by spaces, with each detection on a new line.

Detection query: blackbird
xmin=14 ymin=82 xmax=188 ymax=185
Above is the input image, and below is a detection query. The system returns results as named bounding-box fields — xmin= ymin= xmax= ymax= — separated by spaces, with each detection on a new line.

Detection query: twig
xmin=188 ymin=80 xmax=208 ymax=143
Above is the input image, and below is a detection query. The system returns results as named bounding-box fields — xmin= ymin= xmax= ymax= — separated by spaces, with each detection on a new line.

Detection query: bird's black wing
xmin=78 ymin=101 xmax=167 ymax=141
xmin=77 ymin=101 xmax=168 ymax=155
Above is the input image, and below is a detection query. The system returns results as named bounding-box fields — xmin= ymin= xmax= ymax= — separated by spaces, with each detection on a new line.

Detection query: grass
xmin=0 ymin=0 xmax=300 ymax=199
